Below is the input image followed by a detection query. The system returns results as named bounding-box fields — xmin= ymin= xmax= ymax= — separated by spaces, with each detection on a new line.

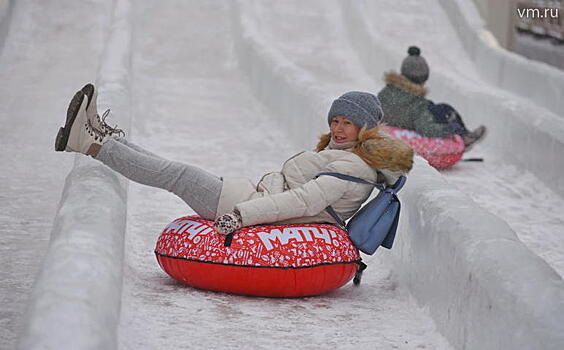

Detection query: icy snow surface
xmin=118 ymin=1 xmax=451 ymax=349
xmin=442 ymin=152 xmax=564 ymax=276
xmin=1 ymin=0 xmax=563 ymax=349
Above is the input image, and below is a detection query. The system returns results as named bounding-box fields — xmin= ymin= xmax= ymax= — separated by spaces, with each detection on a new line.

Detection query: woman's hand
xmin=214 ymin=211 xmax=243 ymax=235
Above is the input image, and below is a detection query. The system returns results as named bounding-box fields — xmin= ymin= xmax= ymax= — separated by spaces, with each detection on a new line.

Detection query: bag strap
xmin=316 ymin=172 xmax=386 ymax=191
xmin=325 ymin=205 xmax=346 ymax=228
xmin=316 ymin=172 xmax=406 ymax=193
xmin=316 ymin=172 xmax=383 ymax=227
xmin=316 ymin=172 xmax=407 ymax=226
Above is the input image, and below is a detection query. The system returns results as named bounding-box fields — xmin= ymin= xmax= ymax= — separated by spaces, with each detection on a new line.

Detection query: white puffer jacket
xmin=216 ymin=153 xmax=390 ymax=226
xmin=216 ymin=127 xmax=414 ymax=227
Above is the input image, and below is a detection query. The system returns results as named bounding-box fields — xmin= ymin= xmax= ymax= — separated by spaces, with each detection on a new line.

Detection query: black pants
xmin=428 ymin=103 xmax=470 ymax=136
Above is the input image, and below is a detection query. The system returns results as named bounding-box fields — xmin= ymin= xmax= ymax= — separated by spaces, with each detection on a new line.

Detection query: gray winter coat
xmin=378 ymin=72 xmax=453 ymax=138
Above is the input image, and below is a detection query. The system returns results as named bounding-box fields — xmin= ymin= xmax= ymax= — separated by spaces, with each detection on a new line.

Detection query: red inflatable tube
xmin=154 ymin=216 xmax=361 ymax=297
xmin=383 ymin=126 xmax=465 ymax=168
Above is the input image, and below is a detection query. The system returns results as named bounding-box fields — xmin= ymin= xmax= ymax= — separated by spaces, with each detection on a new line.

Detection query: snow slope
xmin=117 ymin=1 xmax=451 ymax=349
xmin=1 ymin=0 xmax=563 ymax=349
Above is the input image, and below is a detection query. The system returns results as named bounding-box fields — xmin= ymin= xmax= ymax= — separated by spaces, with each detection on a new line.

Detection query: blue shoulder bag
xmin=316 ymin=172 xmax=407 ymax=255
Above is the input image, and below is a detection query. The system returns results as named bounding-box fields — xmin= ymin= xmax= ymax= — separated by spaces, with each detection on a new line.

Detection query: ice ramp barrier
xmin=17 ymin=0 xmax=132 ymax=349
xmin=391 ymin=157 xmax=564 ymax=350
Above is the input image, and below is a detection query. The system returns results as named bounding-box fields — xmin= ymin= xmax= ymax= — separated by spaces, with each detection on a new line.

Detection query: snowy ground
xmin=441 ymin=153 xmax=564 ymax=276
xmin=0 ymin=0 xmax=112 ymax=347
xmin=1 ymin=0 xmax=563 ymax=349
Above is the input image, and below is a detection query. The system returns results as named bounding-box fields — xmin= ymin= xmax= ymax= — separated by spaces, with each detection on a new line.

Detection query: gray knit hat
xmin=327 ymin=91 xmax=383 ymax=129
xmin=401 ymin=46 xmax=429 ymax=84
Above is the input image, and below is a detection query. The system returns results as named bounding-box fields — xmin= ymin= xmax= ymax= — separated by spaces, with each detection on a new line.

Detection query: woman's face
xmin=330 ymin=116 xmax=361 ymax=143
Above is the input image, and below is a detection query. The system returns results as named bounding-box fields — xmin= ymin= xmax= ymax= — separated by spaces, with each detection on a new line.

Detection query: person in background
xmin=378 ymin=46 xmax=486 ymax=152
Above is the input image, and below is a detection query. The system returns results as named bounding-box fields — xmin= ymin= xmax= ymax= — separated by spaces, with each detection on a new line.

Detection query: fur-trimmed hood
xmin=384 ymin=71 xmax=427 ymax=97
xmin=316 ymin=125 xmax=414 ymax=174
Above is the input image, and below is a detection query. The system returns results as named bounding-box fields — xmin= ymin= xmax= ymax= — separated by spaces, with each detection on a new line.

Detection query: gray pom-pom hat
xmin=327 ymin=91 xmax=384 ymax=129
xmin=401 ymin=46 xmax=429 ymax=84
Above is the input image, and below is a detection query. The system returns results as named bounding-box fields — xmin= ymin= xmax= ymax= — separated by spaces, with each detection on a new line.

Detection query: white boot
xmin=55 ymin=91 xmax=108 ymax=155
xmin=81 ymin=83 xmax=98 ymax=124
xmin=80 ymin=83 xmax=124 ymax=137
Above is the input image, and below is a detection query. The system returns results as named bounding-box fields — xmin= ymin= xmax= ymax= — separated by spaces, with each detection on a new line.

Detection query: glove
xmin=214 ymin=211 xmax=243 ymax=235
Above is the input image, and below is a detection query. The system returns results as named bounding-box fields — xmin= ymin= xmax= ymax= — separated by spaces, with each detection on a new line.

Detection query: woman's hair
xmin=315 ymin=132 xmax=332 ymax=152
xmin=315 ymin=125 xmax=414 ymax=172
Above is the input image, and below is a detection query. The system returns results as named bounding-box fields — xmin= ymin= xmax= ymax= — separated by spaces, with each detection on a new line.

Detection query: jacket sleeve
xmin=412 ymin=104 xmax=452 ymax=138
xmin=234 ymin=174 xmax=351 ymax=227
xmin=256 ymin=172 xmax=286 ymax=194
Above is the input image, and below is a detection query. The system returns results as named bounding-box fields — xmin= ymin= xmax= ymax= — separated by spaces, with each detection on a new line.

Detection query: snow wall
xmin=438 ymin=0 xmax=564 ymax=120
xmin=391 ymin=159 xmax=564 ymax=350
xmin=17 ymin=0 xmax=132 ymax=349
xmin=230 ymin=1 xmax=564 ymax=350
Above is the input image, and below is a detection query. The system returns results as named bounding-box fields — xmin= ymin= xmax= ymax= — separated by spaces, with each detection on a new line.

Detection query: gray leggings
xmin=95 ymin=137 xmax=222 ymax=219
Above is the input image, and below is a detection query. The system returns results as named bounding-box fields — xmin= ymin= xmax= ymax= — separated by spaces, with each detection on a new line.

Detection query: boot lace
xmin=97 ymin=109 xmax=125 ymax=137
xmin=85 ymin=119 xmax=107 ymax=143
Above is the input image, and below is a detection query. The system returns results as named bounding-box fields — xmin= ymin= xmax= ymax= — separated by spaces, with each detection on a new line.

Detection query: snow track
xmin=1 ymin=0 xmax=563 ymax=349
xmin=117 ymin=1 xmax=451 ymax=349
